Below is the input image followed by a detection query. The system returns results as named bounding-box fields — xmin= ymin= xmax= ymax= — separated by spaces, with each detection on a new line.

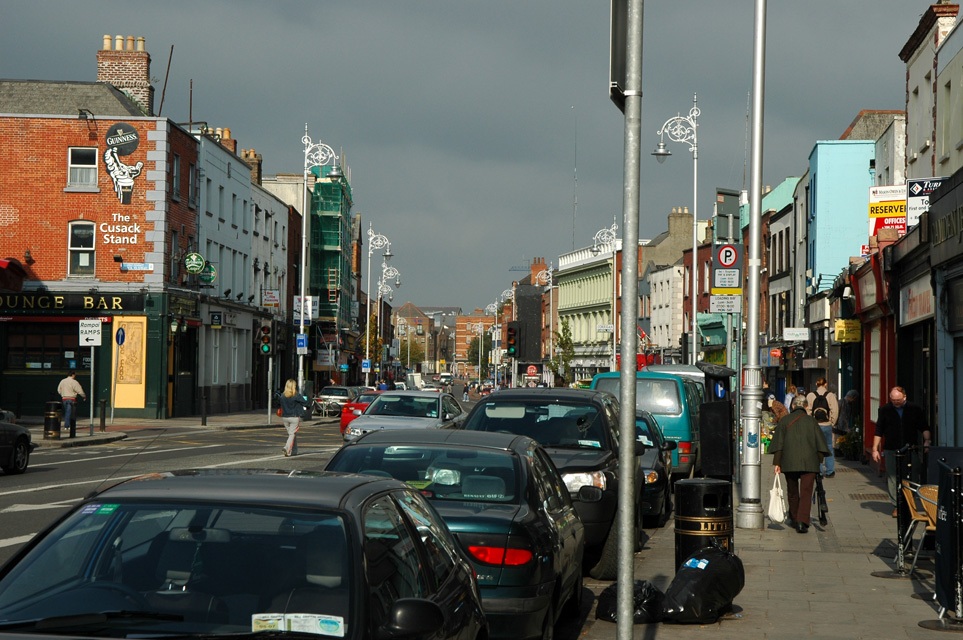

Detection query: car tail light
xmin=677 ymin=441 xmax=691 ymax=454
xmin=467 ymin=546 xmax=534 ymax=566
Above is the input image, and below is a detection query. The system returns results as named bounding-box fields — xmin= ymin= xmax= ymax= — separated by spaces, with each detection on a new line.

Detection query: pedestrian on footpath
xmin=769 ymin=395 xmax=830 ymax=533
xmin=57 ymin=372 xmax=86 ymax=438
xmin=835 ymin=390 xmax=859 ymax=454
xmin=784 ymin=383 xmax=797 ymax=410
xmin=871 ymin=386 xmax=931 ymax=517
xmin=807 ymin=378 xmax=839 ymax=478
xmin=278 ymin=379 xmax=309 ymax=457
xmin=767 ymin=393 xmax=789 ymax=421
xmin=462 ymin=385 xmax=470 ymax=402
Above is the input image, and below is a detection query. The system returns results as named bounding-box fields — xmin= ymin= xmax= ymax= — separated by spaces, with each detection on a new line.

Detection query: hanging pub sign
xmin=104 ymin=123 xmax=143 ymax=204
xmin=184 ymin=253 xmax=205 ymax=274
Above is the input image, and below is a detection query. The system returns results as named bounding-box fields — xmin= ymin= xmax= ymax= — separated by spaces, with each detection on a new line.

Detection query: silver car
xmin=342 ymin=391 xmax=466 ymax=442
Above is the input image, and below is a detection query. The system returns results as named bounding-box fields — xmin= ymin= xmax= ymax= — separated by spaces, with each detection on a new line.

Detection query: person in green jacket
xmin=769 ymin=395 xmax=830 ymax=533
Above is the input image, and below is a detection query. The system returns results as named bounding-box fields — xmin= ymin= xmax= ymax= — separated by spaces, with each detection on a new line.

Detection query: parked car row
xmin=0 ymin=368 xmax=709 ymax=640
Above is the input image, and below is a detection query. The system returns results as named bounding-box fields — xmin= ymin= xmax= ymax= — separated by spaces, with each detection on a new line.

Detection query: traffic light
xmin=506 ymin=322 xmax=519 ymax=357
xmin=259 ymin=319 xmax=273 ymax=356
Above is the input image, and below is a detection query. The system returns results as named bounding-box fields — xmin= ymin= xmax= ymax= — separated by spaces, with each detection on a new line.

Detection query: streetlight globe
xmin=652 ymin=141 xmax=671 ymax=163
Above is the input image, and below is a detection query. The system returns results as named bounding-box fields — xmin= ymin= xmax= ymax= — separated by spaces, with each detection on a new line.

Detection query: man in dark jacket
xmin=871 ymin=386 xmax=931 ymax=516
xmin=770 ymin=396 xmax=830 ymax=533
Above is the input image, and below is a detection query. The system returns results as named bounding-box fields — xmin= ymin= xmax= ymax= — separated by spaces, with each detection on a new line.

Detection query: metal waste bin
xmin=44 ymin=400 xmax=62 ymax=440
xmin=674 ymin=478 xmax=733 ymax=570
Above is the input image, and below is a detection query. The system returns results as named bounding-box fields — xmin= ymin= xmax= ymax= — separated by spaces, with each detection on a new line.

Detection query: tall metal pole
xmin=652 ymin=96 xmax=699 ymax=365
xmin=736 ymin=0 xmax=768 ymax=530
xmin=615 ymin=0 xmax=643 ymax=634
xmin=364 ymin=224 xmax=389 ymax=386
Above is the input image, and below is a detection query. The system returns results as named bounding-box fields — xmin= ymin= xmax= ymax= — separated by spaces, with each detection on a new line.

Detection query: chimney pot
xmin=126 ymin=36 xmax=135 ymax=51
xmin=223 ymin=127 xmax=231 ymax=140
xmin=114 ymin=35 xmax=123 ymax=51
xmin=684 ymin=206 xmax=689 ymax=214
xmin=103 ymin=34 xmax=111 ymax=50
xmin=136 ymin=36 xmax=145 ymax=52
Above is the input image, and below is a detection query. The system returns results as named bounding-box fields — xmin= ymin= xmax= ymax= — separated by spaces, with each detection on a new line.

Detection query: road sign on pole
xmin=79 ymin=319 xmax=102 ymax=346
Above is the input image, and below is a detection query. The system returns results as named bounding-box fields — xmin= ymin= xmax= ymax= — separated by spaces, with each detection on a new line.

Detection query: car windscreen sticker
xmin=577 ymin=440 xmax=601 ymax=448
xmin=253 ymin=613 xmax=345 ymax=637
xmin=80 ymin=504 xmax=119 ymax=515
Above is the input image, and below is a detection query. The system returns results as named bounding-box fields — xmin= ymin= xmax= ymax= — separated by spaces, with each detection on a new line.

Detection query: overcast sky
xmin=2 ymin=1 xmax=930 ymax=311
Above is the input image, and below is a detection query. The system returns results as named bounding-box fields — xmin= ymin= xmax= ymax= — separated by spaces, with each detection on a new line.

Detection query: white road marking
xmin=0 ymin=475 xmax=142 ymax=497
xmin=0 ymin=535 xmax=34 ymax=549
xmin=200 ymin=447 xmax=342 ymax=468
xmin=30 ymin=444 xmax=223 ymax=467
xmin=0 ymin=500 xmax=79 ymax=513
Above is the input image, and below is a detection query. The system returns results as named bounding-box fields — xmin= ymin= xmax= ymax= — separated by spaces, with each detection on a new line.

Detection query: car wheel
xmin=539 ymin=601 xmax=555 ymax=640
xmin=2 ymin=438 xmax=29 ymax=475
xmin=561 ymin=565 xmax=583 ymax=619
xmin=588 ymin=523 xmax=619 ymax=580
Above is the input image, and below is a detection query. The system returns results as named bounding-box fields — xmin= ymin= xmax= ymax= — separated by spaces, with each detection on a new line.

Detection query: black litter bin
xmin=44 ymin=400 xmax=62 ymax=440
xmin=674 ymin=478 xmax=733 ymax=570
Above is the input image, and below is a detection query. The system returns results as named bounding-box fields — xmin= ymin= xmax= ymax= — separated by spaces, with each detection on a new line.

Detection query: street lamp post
xmin=375 ymin=256 xmax=401 ymax=375
xmin=652 ymin=94 xmax=700 ymax=365
xmin=501 ymin=288 xmax=514 ymax=386
xmin=300 ymin=125 xmax=338 ymax=395
xmin=365 ymin=225 xmax=390 ymax=386
xmin=397 ymin=316 xmax=410 ymax=371
xmin=592 ymin=222 xmax=619 ymax=371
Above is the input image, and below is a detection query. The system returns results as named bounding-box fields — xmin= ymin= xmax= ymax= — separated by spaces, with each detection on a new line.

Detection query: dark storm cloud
xmin=1 ymin=0 xmax=929 ymax=310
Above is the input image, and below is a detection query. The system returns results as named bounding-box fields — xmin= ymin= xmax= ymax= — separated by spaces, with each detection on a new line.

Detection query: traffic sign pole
xmin=78 ymin=320 xmax=103 ymax=435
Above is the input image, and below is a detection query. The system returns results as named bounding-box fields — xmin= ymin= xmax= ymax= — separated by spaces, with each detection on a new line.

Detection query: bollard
xmin=99 ymin=399 xmax=107 ymax=432
xmin=674 ymin=478 xmax=733 ymax=571
xmin=43 ymin=400 xmax=62 ymax=440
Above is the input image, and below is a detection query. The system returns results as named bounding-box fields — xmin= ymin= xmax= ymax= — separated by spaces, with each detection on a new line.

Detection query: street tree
xmin=548 ymin=318 xmax=575 ymax=383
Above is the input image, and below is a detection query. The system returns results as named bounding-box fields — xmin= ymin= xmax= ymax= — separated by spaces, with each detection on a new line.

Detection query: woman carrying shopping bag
xmin=278 ymin=379 xmax=310 ymax=457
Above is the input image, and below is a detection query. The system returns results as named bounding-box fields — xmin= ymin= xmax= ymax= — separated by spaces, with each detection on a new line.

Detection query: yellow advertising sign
xmin=835 ymin=319 xmax=861 ymax=343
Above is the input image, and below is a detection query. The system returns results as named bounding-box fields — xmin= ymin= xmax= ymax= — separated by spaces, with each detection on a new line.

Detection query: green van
xmin=591 ymin=371 xmax=703 ymax=478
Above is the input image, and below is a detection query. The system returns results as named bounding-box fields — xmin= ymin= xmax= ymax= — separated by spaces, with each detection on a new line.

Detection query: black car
xmin=460 ymin=388 xmax=650 ymax=580
xmin=634 ymin=409 xmax=676 ymax=528
xmin=0 ymin=422 xmax=34 ymax=475
xmin=326 ymin=430 xmax=590 ymax=640
xmin=0 ymin=470 xmax=487 ymax=640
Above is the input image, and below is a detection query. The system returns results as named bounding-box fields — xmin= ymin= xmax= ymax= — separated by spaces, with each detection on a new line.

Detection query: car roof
xmin=374 ymin=390 xmax=446 ymax=399
xmin=593 ymin=370 xmax=684 ymax=382
xmin=641 ymin=364 xmax=705 ymax=377
xmin=92 ymin=469 xmax=409 ymax=509
xmin=349 ymin=428 xmax=527 ymax=451
xmin=480 ymin=387 xmax=609 ymax=402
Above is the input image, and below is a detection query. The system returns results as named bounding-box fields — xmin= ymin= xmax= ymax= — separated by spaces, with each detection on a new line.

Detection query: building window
xmin=171 ymin=153 xmax=181 ymax=201
xmin=188 ymin=162 xmax=197 ymax=208
xmin=3 ymin=322 xmax=87 ymax=371
xmin=67 ymin=147 xmax=97 ymax=187
xmin=68 ymin=221 xmax=95 ymax=276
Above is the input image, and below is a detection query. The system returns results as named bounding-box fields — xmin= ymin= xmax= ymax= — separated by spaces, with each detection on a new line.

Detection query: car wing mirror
xmin=577 ymin=485 xmax=603 ymax=503
xmin=353 ymin=409 xmax=362 ymax=416
xmin=379 ymin=598 xmax=445 ymax=638
xmin=634 ymin=440 xmax=651 ymax=455
xmin=662 ymin=440 xmax=678 ymax=451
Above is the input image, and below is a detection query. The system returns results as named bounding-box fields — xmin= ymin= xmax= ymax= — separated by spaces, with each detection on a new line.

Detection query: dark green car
xmin=325 ymin=429 xmax=588 ymax=640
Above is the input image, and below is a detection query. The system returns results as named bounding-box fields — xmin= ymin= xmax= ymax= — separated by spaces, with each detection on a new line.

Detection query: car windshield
xmin=0 ymin=502 xmax=352 ymax=638
xmin=463 ymin=400 xmax=605 ymax=448
xmin=324 ymin=387 xmax=350 ymax=398
xmin=594 ymin=377 xmax=681 ymax=416
xmin=367 ymin=396 xmax=439 ymax=418
xmin=330 ymin=445 xmax=519 ymax=503
xmin=356 ymin=393 xmax=381 ymax=404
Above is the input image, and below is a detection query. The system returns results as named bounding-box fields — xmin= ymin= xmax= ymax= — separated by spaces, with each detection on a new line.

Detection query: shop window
xmin=67 ymin=147 xmax=98 ymax=187
xmin=68 ymin=221 xmax=95 ymax=277
xmin=4 ymin=323 xmax=87 ymax=371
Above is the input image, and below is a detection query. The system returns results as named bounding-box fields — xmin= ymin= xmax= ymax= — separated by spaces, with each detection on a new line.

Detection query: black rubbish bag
xmin=594 ymin=579 xmax=665 ymax=624
xmin=663 ymin=541 xmax=745 ymax=624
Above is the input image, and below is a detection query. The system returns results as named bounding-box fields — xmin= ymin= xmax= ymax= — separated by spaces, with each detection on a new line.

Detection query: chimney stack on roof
xmin=97 ymin=35 xmax=154 ymax=116
xmin=241 ymin=148 xmax=263 ymax=185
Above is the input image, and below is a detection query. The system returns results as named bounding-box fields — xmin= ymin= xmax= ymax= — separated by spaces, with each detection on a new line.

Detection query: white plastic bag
xmin=768 ymin=475 xmax=786 ymax=523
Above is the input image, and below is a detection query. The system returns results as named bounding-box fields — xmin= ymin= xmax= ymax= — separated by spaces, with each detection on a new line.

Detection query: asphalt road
xmin=0 ymin=420 xmax=345 ymax=565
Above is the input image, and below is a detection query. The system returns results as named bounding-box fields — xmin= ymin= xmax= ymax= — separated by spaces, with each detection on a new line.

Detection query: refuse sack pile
xmin=595 ymin=542 xmax=745 ymax=625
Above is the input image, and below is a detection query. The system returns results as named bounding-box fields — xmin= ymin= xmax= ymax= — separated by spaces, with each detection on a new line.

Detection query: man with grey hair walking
xmin=769 ymin=395 xmax=830 ymax=533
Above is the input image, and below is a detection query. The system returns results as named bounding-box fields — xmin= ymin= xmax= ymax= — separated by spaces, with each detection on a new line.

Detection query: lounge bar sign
xmin=0 ymin=292 xmax=145 ymax=314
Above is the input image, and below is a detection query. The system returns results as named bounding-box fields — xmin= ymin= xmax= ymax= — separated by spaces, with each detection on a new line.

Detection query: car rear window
xmin=464 ymin=400 xmax=605 ymax=449
xmin=594 ymin=377 xmax=682 ymax=416
xmin=331 ymin=445 xmax=518 ymax=503
xmin=368 ymin=396 xmax=438 ymax=418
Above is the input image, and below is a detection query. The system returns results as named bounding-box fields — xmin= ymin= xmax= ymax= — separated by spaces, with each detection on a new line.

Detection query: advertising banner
xmin=906 ymin=177 xmax=946 ymax=227
xmin=868 ymin=185 xmax=907 ymax=237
